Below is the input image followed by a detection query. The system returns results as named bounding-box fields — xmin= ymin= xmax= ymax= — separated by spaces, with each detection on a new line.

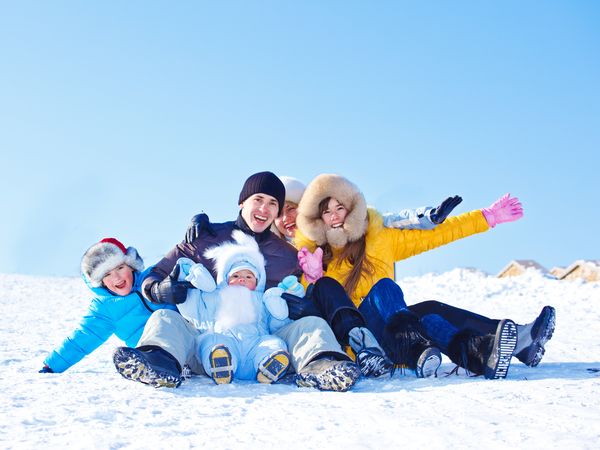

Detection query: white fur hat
xmin=279 ymin=176 xmax=306 ymax=205
xmin=81 ymin=238 xmax=144 ymax=287
xmin=204 ymin=230 xmax=267 ymax=291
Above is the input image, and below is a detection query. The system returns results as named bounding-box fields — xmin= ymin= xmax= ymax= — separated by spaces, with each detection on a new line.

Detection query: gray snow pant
xmin=137 ymin=309 xmax=348 ymax=374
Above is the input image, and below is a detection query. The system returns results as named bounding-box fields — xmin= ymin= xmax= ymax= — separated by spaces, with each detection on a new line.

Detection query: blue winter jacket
xmin=44 ymin=267 xmax=176 ymax=373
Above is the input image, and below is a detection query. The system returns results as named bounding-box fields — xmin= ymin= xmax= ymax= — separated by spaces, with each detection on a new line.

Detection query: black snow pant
xmin=310 ymin=277 xmax=502 ymax=348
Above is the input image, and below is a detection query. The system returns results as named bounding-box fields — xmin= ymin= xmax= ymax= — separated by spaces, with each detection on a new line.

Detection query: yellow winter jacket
xmin=294 ymin=208 xmax=489 ymax=308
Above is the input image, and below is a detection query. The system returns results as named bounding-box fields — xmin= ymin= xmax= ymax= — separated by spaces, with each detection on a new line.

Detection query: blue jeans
xmin=311 ymin=277 xmax=407 ymax=344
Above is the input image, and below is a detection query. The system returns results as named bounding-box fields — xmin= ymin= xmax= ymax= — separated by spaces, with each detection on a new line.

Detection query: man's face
xmin=240 ymin=193 xmax=279 ymax=233
xmin=274 ymin=201 xmax=298 ymax=239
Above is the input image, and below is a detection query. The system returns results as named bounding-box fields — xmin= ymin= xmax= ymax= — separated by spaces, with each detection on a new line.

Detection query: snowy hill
xmin=1 ymin=270 xmax=599 ymax=449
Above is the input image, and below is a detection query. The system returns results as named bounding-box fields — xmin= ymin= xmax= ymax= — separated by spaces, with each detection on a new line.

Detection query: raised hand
xmin=430 ymin=195 xmax=463 ymax=224
xmin=278 ymin=275 xmax=306 ymax=297
xmin=149 ymin=265 xmax=193 ymax=304
xmin=185 ymin=263 xmax=217 ymax=292
xmin=297 ymin=247 xmax=324 ymax=283
xmin=481 ymin=193 xmax=524 ymax=228
xmin=184 ymin=213 xmax=216 ymax=244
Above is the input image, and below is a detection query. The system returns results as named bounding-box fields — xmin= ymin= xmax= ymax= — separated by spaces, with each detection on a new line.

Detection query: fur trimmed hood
xmin=204 ymin=230 xmax=267 ymax=292
xmin=81 ymin=238 xmax=144 ymax=287
xmin=296 ymin=174 xmax=368 ymax=247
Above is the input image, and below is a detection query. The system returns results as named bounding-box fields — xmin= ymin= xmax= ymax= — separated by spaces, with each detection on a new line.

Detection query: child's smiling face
xmin=102 ymin=264 xmax=134 ymax=296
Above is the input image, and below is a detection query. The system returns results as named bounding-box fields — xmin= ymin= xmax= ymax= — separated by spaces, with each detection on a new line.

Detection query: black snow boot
xmin=514 ymin=306 xmax=556 ymax=367
xmin=113 ymin=346 xmax=182 ymax=388
xmin=447 ymin=319 xmax=518 ymax=379
xmin=413 ymin=345 xmax=442 ymax=378
xmin=295 ymin=357 xmax=361 ymax=392
xmin=381 ymin=309 xmax=441 ymax=377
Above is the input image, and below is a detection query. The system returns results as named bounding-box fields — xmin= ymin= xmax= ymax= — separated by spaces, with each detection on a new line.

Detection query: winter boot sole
xmin=257 ymin=350 xmax=290 ymax=384
xmin=517 ymin=306 xmax=556 ymax=367
xmin=113 ymin=347 xmax=181 ymax=388
xmin=415 ymin=346 xmax=441 ymax=378
xmin=295 ymin=360 xmax=361 ymax=392
xmin=356 ymin=348 xmax=394 ymax=378
xmin=209 ymin=345 xmax=234 ymax=385
xmin=485 ymin=319 xmax=518 ymax=380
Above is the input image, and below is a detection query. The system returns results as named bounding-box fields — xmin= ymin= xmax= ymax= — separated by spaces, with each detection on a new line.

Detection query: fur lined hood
xmin=296 ymin=174 xmax=368 ymax=247
xmin=204 ymin=230 xmax=267 ymax=292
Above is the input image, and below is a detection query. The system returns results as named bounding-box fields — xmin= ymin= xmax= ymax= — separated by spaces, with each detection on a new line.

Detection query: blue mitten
xmin=277 ymin=275 xmax=305 ymax=298
xmin=186 ymin=263 xmax=217 ymax=292
xmin=263 ymin=287 xmax=289 ymax=320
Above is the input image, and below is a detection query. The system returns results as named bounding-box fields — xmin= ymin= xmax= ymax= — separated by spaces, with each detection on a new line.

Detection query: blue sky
xmin=1 ymin=2 xmax=598 ymax=279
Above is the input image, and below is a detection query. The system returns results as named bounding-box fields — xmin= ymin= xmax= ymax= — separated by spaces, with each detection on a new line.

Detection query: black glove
xmin=430 ymin=195 xmax=463 ymax=224
xmin=185 ymin=213 xmax=216 ymax=244
xmin=150 ymin=265 xmax=193 ymax=305
xmin=282 ymin=285 xmax=323 ymax=320
xmin=39 ymin=365 xmax=54 ymax=373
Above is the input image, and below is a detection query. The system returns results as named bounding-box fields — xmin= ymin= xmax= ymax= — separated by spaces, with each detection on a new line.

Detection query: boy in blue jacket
xmin=39 ymin=238 xmax=176 ymax=374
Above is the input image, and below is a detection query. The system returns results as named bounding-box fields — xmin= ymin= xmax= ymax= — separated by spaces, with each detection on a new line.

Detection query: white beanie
xmin=279 ymin=176 xmax=306 ymax=205
xmin=81 ymin=238 xmax=144 ymax=287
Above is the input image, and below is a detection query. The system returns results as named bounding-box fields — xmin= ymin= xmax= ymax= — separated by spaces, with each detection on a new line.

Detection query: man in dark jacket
xmin=112 ymin=171 xmax=360 ymax=391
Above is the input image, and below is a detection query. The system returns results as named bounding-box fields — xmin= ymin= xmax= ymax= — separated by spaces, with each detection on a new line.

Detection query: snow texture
xmin=1 ymin=269 xmax=599 ymax=449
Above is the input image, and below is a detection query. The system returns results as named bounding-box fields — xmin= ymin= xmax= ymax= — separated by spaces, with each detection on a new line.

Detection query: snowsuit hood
xmin=204 ymin=230 xmax=267 ymax=292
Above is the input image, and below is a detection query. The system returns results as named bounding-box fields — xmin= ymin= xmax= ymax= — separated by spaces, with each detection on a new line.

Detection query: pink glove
xmin=297 ymin=247 xmax=324 ymax=283
xmin=481 ymin=193 xmax=524 ymax=228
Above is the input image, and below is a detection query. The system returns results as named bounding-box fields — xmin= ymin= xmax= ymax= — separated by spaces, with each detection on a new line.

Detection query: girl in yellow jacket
xmin=292 ymin=174 xmax=555 ymax=381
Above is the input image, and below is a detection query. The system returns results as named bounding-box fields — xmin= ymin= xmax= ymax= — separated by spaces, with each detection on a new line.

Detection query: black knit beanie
xmin=238 ymin=171 xmax=285 ymax=215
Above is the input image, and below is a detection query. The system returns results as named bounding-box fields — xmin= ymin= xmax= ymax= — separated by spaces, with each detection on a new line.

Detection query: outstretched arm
xmin=383 ymin=196 xmax=463 ymax=230
xmin=389 ymin=193 xmax=523 ymax=262
xmin=41 ymin=300 xmax=115 ymax=373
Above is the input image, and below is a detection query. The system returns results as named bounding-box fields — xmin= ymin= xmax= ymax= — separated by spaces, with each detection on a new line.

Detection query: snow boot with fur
xmin=447 ymin=319 xmax=518 ymax=379
xmin=381 ymin=309 xmax=441 ymax=377
xmin=414 ymin=346 xmax=442 ymax=378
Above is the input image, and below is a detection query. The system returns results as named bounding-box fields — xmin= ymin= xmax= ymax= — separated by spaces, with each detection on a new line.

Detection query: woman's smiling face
xmin=321 ymin=197 xmax=348 ymax=229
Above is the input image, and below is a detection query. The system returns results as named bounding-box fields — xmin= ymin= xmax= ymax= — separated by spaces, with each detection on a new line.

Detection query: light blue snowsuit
xmin=175 ymin=231 xmax=290 ymax=381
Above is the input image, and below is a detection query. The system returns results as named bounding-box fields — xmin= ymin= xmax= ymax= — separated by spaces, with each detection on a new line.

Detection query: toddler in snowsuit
xmin=176 ymin=230 xmax=291 ymax=384
xmin=40 ymin=238 xmax=176 ymax=374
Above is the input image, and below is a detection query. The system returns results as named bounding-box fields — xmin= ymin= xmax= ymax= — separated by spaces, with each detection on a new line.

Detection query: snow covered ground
xmin=1 ymin=269 xmax=599 ymax=449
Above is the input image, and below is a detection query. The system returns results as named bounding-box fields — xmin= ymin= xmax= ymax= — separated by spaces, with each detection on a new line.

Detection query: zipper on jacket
xmin=136 ymin=291 xmax=155 ymax=313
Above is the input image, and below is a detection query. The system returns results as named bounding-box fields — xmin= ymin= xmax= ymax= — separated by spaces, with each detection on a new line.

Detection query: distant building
xmin=497 ymin=260 xmax=549 ymax=278
xmin=550 ymin=266 xmax=566 ymax=279
xmin=558 ymin=260 xmax=600 ymax=282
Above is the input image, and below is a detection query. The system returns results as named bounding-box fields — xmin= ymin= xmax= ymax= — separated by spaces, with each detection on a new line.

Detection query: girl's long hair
xmin=318 ymin=197 xmax=374 ymax=297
